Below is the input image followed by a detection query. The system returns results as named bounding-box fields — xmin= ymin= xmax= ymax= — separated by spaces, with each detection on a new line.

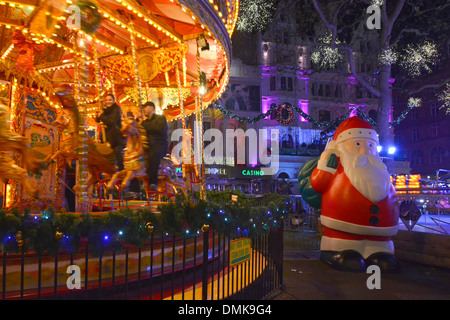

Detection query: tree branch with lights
xmin=309 ymin=0 xmax=446 ymax=163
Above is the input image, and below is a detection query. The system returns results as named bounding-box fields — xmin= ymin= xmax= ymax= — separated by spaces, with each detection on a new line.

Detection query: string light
xmin=379 ymin=47 xmax=398 ymax=66
xmin=437 ymin=83 xmax=450 ymax=115
xmin=98 ymin=7 xmax=159 ymax=48
xmin=236 ymin=0 xmax=274 ymax=33
xmin=1 ymin=44 xmax=13 ymax=60
xmin=371 ymin=0 xmax=384 ymax=7
xmin=112 ymin=0 xmax=181 ymax=43
xmin=311 ymin=34 xmax=344 ymax=70
xmin=399 ymin=41 xmax=439 ymax=78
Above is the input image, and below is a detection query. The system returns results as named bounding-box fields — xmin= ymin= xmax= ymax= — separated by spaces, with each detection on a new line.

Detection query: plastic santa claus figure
xmin=310 ymin=116 xmax=400 ymax=273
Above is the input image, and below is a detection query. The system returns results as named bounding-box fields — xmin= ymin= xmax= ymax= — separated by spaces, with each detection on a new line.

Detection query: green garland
xmin=0 ymin=191 xmax=288 ymax=257
xmin=212 ymin=100 xmax=419 ymax=129
xmin=211 ymin=102 xmax=353 ymax=130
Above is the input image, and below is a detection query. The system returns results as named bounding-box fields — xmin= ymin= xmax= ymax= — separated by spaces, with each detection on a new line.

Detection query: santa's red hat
xmin=329 ymin=116 xmax=379 ymax=147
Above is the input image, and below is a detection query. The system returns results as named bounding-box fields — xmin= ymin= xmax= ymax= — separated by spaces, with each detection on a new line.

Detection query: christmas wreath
xmin=276 ymin=103 xmax=294 ymax=125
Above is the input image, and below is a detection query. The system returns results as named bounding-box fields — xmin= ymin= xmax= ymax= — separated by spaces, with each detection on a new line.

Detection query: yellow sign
xmin=230 ymin=238 xmax=251 ymax=267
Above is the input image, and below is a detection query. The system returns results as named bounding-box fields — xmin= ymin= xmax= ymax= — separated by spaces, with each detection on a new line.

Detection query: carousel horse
xmin=106 ymin=116 xmax=188 ymax=199
xmin=0 ymin=103 xmax=45 ymax=199
xmin=43 ymin=88 xmax=117 ymax=191
xmin=158 ymin=154 xmax=188 ymax=199
xmin=106 ymin=116 xmax=147 ymax=191
xmin=180 ymin=128 xmax=201 ymax=195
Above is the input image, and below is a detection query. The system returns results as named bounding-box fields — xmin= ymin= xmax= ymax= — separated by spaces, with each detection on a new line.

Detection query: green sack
xmin=298 ymin=157 xmax=322 ymax=209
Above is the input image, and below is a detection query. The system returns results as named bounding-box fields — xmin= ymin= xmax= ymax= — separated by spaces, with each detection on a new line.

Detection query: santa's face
xmin=337 ymin=138 xmax=391 ymax=203
xmin=342 ymin=138 xmax=378 ymax=156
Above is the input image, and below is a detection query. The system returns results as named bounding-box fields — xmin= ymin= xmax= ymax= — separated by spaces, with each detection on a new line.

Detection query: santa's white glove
xmin=317 ymin=145 xmax=340 ymax=174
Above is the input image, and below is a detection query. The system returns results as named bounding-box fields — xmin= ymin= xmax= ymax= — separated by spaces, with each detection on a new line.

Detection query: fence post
xmin=202 ymin=224 xmax=210 ymax=300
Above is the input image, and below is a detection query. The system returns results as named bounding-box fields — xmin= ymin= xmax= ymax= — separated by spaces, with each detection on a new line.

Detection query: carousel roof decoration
xmin=0 ymin=0 xmax=238 ymax=122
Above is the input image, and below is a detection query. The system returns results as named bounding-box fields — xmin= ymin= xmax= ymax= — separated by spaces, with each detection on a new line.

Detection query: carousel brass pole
xmin=92 ymin=37 xmax=103 ymax=113
xmin=92 ymin=37 xmax=105 ymax=143
xmin=175 ymin=65 xmax=186 ymax=130
xmin=196 ymin=47 xmax=206 ymax=200
xmin=129 ymin=20 xmax=144 ymax=112
xmin=18 ymin=76 xmax=28 ymax=210
xmin=74 ymin=32 xmax=89 ymax=213
xmin=108 ymin=71 xmax=116 ymax=98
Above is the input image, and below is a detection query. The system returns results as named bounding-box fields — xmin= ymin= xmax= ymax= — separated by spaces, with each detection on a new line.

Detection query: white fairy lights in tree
xmin=371 ymin=0 xmax=384 ymax=7
xmin=408 ymin=97 xmax=422 ymax=109
xmin=236 ymin=0 xmax=275 ymax=33
xmin=437 ymin=83 xmax=450 ymax=115
xmin=311 ymin=34 xmax=344 ymax=70
xmin=379 ymin=47 xmax=398 ymax=66
xmin=399 ymin=41 xmax=439 ymax=78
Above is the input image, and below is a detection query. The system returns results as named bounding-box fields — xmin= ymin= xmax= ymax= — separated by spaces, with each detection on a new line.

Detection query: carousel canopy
xmin=0 ymin=0 xmax=238 ymax=121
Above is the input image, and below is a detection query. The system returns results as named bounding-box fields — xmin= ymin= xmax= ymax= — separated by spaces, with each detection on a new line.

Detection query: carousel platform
xmin=91 ymin=199 xmax=159 ymax=213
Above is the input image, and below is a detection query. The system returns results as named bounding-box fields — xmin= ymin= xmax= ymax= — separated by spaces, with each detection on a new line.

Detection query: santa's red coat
xmin=311 ymin=161 xmax=399 ymax=243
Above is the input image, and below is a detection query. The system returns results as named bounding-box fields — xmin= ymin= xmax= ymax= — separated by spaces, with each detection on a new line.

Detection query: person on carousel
xmin=95 ymin=93 xmax=125 ymax=171
xmin=138 ymin=101 xmax=168 ymax=191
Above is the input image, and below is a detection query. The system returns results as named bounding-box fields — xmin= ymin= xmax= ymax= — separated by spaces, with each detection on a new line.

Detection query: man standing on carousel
xmin=138 ymin=101 xmax=168 ymax=191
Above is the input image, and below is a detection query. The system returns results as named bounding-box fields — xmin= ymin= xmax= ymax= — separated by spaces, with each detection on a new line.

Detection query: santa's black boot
xmin=365 ymin=252 xmax=401 ymax=273
xmin=320 ymin=250 xmax=366 ymax=272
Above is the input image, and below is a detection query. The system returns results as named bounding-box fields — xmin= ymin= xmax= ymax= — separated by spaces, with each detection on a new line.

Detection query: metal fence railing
xmin=0 ymin=227 xmax=283 ymax=300
xmin=284 ymin=196 xmax=321 ymax=252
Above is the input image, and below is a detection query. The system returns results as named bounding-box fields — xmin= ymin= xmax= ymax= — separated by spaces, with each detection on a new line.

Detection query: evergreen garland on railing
xmin=0 ymin=192 xmax=288 ymax=257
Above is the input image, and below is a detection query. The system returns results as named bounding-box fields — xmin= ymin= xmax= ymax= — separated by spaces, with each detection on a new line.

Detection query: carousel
xmin=0 ymin=0 xmax=237 ymax=214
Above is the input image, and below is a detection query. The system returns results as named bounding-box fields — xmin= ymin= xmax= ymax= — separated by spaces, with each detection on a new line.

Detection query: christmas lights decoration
xmin=311 ymin=34 xmax=344 ymax=70
xmin=0 ymin=192 xmax=288 ymax=256
xmin=356 ymin=97 xmax=422 ymax=127
xmin=379 ymin=47 xmax=398 ymax=66
xmin=399 ymin=41 xmax=439 ymax=78
xmin=213 ymin=97 xmax=420 ymax=129
xmin=276 ymin=103 xmax=294 ymax=125
xmin=371 ymin=0 xmax=384 ymax=7
xmin=211 ymin=102 xmax=354 ymax=129
xmin=236 ymin=0 xmax=275 ymax=33
xmin=437 ymin=83 xmax=450 ymax=115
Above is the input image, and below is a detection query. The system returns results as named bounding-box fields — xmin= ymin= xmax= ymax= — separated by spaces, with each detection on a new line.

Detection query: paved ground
xmin=269 ymin=251 xmax=450 ymax=300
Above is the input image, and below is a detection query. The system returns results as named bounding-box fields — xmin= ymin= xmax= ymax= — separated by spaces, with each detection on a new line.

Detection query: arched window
xmin=277 ymin=172 xmax=290 ymax=180
xmin=430 ymin=146 xmax=445 ymax=165
xmin=410 ymin=150 xmax=424 ymax=166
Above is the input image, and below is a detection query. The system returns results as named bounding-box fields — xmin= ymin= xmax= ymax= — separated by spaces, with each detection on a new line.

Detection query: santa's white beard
xmin=338 ymin=145 xmax=392 ymax=203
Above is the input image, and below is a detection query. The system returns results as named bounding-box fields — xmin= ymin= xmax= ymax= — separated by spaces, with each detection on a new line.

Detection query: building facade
xmin=393 ymin=60 xmax=450 ymax=176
